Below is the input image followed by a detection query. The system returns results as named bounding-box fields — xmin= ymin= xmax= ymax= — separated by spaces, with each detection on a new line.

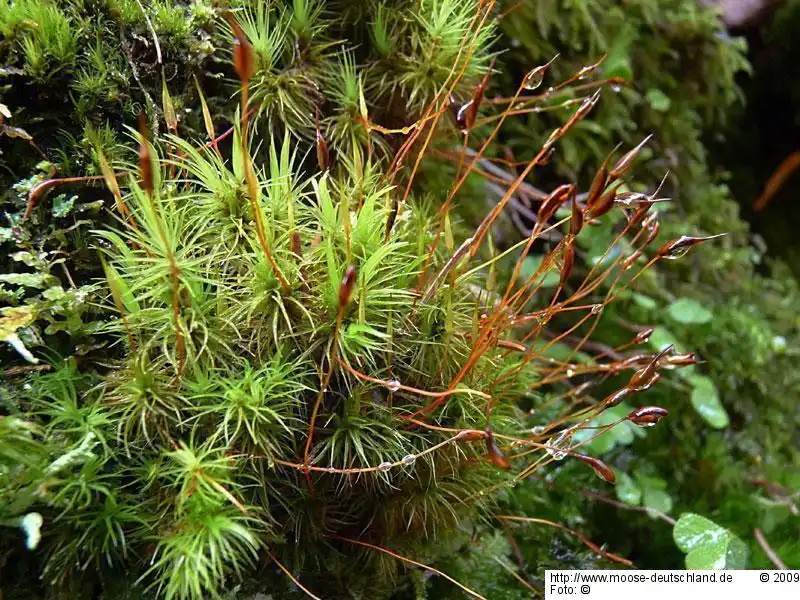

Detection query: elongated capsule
xmin=587 ymin=182 xmax=620 ymax=219
xmin=24 ymin=179 xmax=59 ymax=220
xmin=627 ymin=406 xmax=669 ymax=427
xmin=602 ymin=387 xmax=632 ymax=407
xmin=338 ymin=266 xmax=357 ymax=308
xmin=628 ymin=204 xmax=650 ymax=226
xmin=575 ymin=454 xmax=616 ymax=484
xmin=570 ymin=197 xmax=584 ymax=236
xmin=498 ymin=339 xmax=527 ymax=353
xmin=661 ymin=352 xmax=699 ymax=368
xmin=633 ymin=327 xmax=655 ymax=345
xmin=226 ymin=13 xmax=255 ymax=83
xmin=656 ymin=234 xmax=727 ymax=260
xmin=485 ymin=430 xmax=510 ymax=470
xmin=620 ymin=249 xmax=642 ymax=271
xmin=138 ymin=113 xmax=154 ymax=199
xmin=585 ymin=148 xmax=616 ymax=210
xmin=609 ymin=134 xmax=653 ymax=180
xmin=538 ymin=184 xmax=573 ymax=224
xmin=457 ymin=429 xmax=486 ymax=442
xmin=464 ymin=58 xmax=496 ymax=131
xmin=560 ymin=244 xmax=575 ymax=288
xmin=290 ymin=231 xmax=302 ymax=258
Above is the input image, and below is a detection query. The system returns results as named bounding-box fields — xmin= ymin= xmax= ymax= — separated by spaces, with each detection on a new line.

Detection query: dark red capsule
xmin=570 ymin=197 xmax=584 ymax=236
xmin=538 ymin=184 xmax=573 ymax=224
xmin=633 ymin=328 xmax=655 ymax=345
xmin=587 ymin=182 xmax=621 ymax=219
xmin=575 ymin=454 xmax=616 ymax=484
xmin=290 ymin=231 xmax=302 ymax=258
xmin=226 ymin=13 xmax=255 ymax=83
xmin=457 ymin=429 xmax=486 ymax=442
xmin=338 ymin=266 xmax=357 ymax=308
xmin=464 ymin=58 xmax=496 ymax=131
xmin=609 ymin=135 xmax=653 ymax=180
xmin=585 ymin=150 xmax=614 ymax=210
xmin=602 ymin=387 xmax=632 ymax=407
xmin=137 ymin=113 xmax=154 ymax=199
xmin=662 ymin=352 xmax=699 ymax=369
xmin=487 ymin=439 xmax=510 ymax=470
xmin=560 ymin=244 xmax=575 ymax=288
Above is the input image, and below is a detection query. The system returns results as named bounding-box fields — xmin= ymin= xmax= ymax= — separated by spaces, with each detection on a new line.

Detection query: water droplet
xmin=566 ymin=369 xmax=575 ymax=377
xmin=590 ymin=303 xmax=603 ymax=315
xmin=401 ymin=454 xmax=416 ymax=466
xmin=523 ymin=66 xmax=546 ymax=90
xmin=377 ymin=461 xmax=392 ymax=472
xmin=545 ymin=432 xmax=571 ymax=460
xmin=611 ymin=84 xmax=622 ymax=93
xmin=663 ymin=246 xmax=690 ymax=260
xmin=532 ymin=425 xmax=545 ymax=435
xmin=386 ymin=379 xmax=401 ymax=392
xmin=627 ymin=368 xmax=660 ymax=392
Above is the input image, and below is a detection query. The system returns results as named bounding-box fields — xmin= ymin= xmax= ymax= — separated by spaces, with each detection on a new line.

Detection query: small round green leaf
xmin=643 ymin=487 xmax=673 ymax=514
xmin=614 ymin=470 xmax=642 ymax=506
xmin=673 ymin=513 xmax=748 ymax=569
xmin=648 ymin=326 xmax=684 ymax=353
xmin=668 ymin=298 xmax=713 ymax=324
xmin=631 ymin=293 xmax=657 ymax=310
xmin=689 ymin=375 xmax=729 ymax=429
xmin=645 ymin=88 xmax=671 ymax=112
